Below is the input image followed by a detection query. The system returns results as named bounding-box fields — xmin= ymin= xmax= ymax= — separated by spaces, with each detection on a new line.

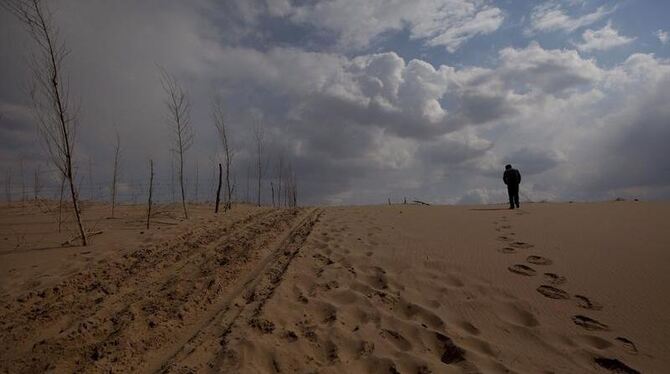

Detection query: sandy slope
xmin=1 ymin=201 xmax=669 ymax=373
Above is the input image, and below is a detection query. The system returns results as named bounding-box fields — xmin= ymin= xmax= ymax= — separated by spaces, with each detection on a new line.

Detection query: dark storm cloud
xmin=583 ymin=76 xmax=670 ymax=192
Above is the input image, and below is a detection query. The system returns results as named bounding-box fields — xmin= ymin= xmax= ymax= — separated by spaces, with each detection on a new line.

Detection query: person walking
xmin=503 ymin=164 xmax=521 ymax=209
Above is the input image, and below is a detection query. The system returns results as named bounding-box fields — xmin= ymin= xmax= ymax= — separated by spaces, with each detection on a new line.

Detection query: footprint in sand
xmin=497 ymin=235 xmax=512 ymax=242
xmin=543 ymin=272 xmax=567 ymax=285
xmin=435 ymin=332 xmax=466 ymax=364
xmin=398 ymin=299 xmax=445 ymax=329
xmin=615 ymin=337 xmax=638 ymax=354
xmin=510 ymin=241 xmax=534 ymax=249
xmin=594 ymin=357 xmax=640 ymax=374
xmin=574 ymin=295 xmax=603 ymax=311
xmin=381 ymin=329 xmax=412 ymax=351
xmin=508 ymin=264 xmax=537 ymax=276
xmin=526 ymin=255 xmax=553 ymax=265
xmin=537 ymin=285 xmax=570 ymax=299
xmin=498 ymin=247 xmax=517 ymax=254
xmin=572 ymin=315 xmax=609 ymax=331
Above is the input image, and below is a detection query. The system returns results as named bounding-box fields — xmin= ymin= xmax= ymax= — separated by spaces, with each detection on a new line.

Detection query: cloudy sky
xmin=1 ymin=0 xmax=669 ymax=205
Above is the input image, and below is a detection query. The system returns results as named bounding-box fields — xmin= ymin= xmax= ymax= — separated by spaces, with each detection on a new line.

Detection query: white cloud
xmin=576 ymin=21 xmax=635 ymax=52
xmin=529 ymin=3 xmax=614 ymax=33
xmin=287 ymin=0 xmax=504 ymax=52
xmin=656 ymin=29 xmax=669 ymax=45
xmin=498 ymin=41 xmax=602 ymax=93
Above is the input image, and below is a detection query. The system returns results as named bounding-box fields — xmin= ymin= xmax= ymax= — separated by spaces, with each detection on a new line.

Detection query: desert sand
xmin=1 ymin=200 xmax=669 ymax=373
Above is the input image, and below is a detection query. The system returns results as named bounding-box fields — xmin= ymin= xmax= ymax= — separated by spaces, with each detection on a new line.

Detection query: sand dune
xmin=1 ymin=201 xmax=669 ymax=373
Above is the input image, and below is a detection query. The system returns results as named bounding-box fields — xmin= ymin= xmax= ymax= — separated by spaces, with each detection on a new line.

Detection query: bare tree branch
xmin=159 ymin=66 xmax=193 ymax=219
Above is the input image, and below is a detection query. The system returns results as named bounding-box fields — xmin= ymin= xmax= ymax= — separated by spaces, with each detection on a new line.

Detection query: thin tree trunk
xmin=194 ymin=160 xmax=199 ymax=203
xmin=111 ymin=132 xmax=120 ymax=218
xmin=256 ymin=156 xmax=261 ymax=207
xmin=277 ymin=156 xmax=283 ymax=208
xmin=33 ymin=166 xmax=40 ymax=200
xmin=215 ymin=163 xmax=222 ymax=213
xmin=146 ymin=160 xmax=153 ymax=229
xmin=67 ymin=167 xmax=86 ymax=245
xmin=271 ymin=181 xmax=275 ymax=207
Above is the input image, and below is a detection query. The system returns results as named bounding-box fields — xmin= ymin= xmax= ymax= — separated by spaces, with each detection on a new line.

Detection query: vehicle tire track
xmin=155 ymin=208 xmax=322 ymax=374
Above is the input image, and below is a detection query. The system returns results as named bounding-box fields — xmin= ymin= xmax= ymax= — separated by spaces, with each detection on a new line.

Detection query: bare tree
xmin=271 ymin=181 xmax=275 ymax=207
xmin=110 ymin=131 xmax=121 ymax=217
xmin=277 ymin=154 xmax=284 ymax=208
xmin=284 ymin=161 xmax=298 ymax=208
xmin=146 ymin=160 xmax=154 ymax=229
xmin=253 ymin=122 xmax=265 ymax=207
xmin=4 ymin=0 xmax=88 ymax=245
xmin=159 ymin=67 xmax=193 ymax=219
xmin=212 ymin=95 xmax=234 ymax=211
xmin=33 ymin=165 xmax=41 ymax=200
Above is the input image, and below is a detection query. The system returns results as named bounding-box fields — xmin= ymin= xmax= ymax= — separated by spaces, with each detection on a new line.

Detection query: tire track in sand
xmin=0 ymin=208 xmax=302 ymax=373
xmin=155 ymin=208 xmax=323 ymax=373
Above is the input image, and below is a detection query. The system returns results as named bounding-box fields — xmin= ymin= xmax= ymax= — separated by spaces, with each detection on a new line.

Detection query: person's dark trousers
xmin=507 ymin=184 xmax=520 ymax=208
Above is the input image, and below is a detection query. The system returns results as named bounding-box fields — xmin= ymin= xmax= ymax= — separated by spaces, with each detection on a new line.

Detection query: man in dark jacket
xmin=503 ymin=164 xmax=521 ymax=209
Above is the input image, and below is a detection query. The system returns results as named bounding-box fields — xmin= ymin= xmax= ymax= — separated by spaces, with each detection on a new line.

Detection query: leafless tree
xmin=212 ymin=95 xmax=234 ymax=211
xmin=3 ymin=0 xmax=88 ymax=245
xmin=33 ymin=165 xmax=41 ymax=199
xmin=284 ymin=161 xmax=298 ymax=208
xmin=277 ymin=155 xmax=284 ymax=208
xmin=146 ymin=160 xmax=154 ymax=229
xmin=253 ymin=122 xmax=265 ymax=207
xmin=160 ymin=67 xmax=193 ymax=218
xmin=110 ymin=131 xmax=121 ymax=217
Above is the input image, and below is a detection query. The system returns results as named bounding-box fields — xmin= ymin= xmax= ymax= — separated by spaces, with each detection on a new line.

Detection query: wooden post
xmin=271 ymin=181 xmax=275 ymax=207
xmin=146 ymin=160 xmax=154 ymax=229
xmin=215 ymin=163 xmax=222 ymax=213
